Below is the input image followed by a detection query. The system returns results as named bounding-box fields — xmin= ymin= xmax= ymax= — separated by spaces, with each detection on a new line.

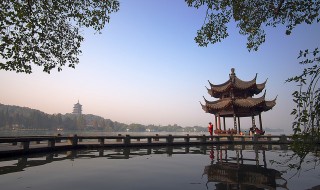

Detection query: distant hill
xmin=0 ymin=103 xmax=206 ymax=132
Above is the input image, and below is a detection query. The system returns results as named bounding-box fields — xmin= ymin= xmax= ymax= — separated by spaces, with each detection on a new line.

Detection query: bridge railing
xmin=0 ymin=134 xmax=292 ymax=155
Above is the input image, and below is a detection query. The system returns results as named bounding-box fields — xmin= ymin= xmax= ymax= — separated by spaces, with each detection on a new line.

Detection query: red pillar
xmin=259 ymin=113 xmax=263 ymax=131
xmin=214 ymin=115 xmax=217 ymax=130
xmin=218 ymin=115 xmax=221 ymax=130
xmin=237 ymin=117 xmax=241 ymax=134
xmin=251 ymin=115 xmax=255 ymax=127
xmin=233 ymin=114 xmax=237 ymax=130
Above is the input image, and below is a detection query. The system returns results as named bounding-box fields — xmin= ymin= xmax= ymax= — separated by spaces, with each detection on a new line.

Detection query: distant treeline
xmin=0 ymin=103 xmax=206 ymax=132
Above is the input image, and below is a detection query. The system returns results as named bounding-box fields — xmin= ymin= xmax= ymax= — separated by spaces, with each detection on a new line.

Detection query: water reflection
xmin=0 ymin=145 xmax=319 ymax=190
xmin=203 ymin=146 xmax=288 ymax=190
xmin=0 ymin=145 xmax=283 ymax=176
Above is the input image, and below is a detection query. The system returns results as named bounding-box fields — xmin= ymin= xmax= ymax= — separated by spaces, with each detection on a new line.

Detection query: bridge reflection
xmin=0 ymin=144 xmax=288 ymax=189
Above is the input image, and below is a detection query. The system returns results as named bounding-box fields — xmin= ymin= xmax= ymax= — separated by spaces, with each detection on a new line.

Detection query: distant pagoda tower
xmin=200 ymin=68 xmax=277 ymax=133
xmin=72 ymin=100 xmax=82 ymax=115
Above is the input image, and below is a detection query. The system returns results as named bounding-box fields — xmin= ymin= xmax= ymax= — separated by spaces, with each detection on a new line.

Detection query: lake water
xmin=0 ymin=144 xmax=319 ymax=190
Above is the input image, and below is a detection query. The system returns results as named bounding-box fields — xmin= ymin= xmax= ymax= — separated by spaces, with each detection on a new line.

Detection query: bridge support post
xmin=253 ymin=134 xmax=259 ymax=143
xmin=99 ymin=149 xmax=104 ymax=157
xmin=124 ymin=135 xmax=131 ymax=145
xmin=22 ymin=141 xmax=30 ymax=150
xmin=68 ymin=134 xmax=78 ymax=147
xmin=166 ymin=135 xmax=173 ymax=144
xmin=279 ymin=135 xmax=287 ymax=143
xmin=48 ymin=139 xmax=55 ymax=147
xmin=200 ymin=135 xmax=206 ymax=143
xmin=99 ymin=138 xmax=104 ymax=145
xmin=228 ymin=135 xmax=234 ymax=142
xmin=154 ymin=134 xmax=159 ymax=141
xmin=117 ymin=134 xmax=122 ymax=142
xmin=185 ymin=146 xmax=189 ymax=153
xmin=184 ymin=134 xmax=190 ymax=143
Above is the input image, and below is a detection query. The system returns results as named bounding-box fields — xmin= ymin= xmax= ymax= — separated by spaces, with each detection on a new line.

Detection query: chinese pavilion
xmin=200 ymin=68 xmax=276 ymax=134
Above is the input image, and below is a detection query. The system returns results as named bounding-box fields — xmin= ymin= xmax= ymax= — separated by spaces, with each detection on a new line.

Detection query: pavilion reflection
xmin=203 ymin=145 xmax=288 ymax=190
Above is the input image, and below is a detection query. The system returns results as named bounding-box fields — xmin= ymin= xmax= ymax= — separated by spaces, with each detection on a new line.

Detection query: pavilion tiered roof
xmin=201 ymin=68 xmax=277 ymax=133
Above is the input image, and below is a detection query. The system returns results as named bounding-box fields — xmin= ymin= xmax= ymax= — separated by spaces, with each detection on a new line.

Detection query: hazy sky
xmin=1 ymin=1 xmax=319 ymax=132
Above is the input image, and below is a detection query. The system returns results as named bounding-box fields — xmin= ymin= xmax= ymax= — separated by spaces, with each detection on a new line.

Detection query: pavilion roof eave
xmin=200 ymin=101 xmax=209 ymax=113
xmin=202 ymin=93 xmax=277 ymax=117
xmin=209 ymin=73 xmax=268 ymax=93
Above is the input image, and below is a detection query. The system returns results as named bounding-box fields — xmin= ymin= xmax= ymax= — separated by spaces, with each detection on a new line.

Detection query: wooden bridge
xmin=0 ymin=134 xmax=291 ymax=158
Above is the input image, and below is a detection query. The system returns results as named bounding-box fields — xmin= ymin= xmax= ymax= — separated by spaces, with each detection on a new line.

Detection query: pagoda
xmin=200 ymin=68 xmax=276 ymax=134
xmin=72 ymin=100 xmax=82 ymax=115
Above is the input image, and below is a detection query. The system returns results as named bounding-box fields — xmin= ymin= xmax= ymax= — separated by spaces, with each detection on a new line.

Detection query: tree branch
xmin=27 ymin=0 xmax=33 ymax=15
xmin=275 ymin=0 xmax=285 ymax=15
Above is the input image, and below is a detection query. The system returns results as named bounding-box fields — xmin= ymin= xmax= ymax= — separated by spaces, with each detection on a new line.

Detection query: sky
xmin=0 ymin=0 xmax=319 ymax=133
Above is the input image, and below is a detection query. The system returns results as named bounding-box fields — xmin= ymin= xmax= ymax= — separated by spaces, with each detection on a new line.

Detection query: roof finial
xmin=230 ymin=68 xmax=236 ymax=82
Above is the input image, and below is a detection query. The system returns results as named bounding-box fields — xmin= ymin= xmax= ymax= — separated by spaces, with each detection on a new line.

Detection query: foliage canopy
xmin=286 ymin=48 xmax=320 ymax=140
xmin=186 ymin=0 xmax=320 ymax=51
xmin=0 ymin=0 xmax=120 ymax=73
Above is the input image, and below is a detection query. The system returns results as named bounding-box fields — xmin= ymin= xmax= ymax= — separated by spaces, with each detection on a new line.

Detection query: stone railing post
xmin=68 ymin=134 xmax=78 ymax=147
xmin=22 ymin=141 xmax=30 ymax=150
xmin=56 ymin=134 xmax=62 ymax=143
xmin=184 ymin=134 xmax=190 ymax=143
xmin=99 ymin=138 xmax=104 ymax=145
xmin=267 ymin=135 xmax=272 ymax=142
xmin=228 ymin=135 xmax=234 ymax=142
xmin=253 ymin=134 xmax=259 ymax=143
xmin=154 ymin=134 xmax=159 ymax=141
xmin=279 ymin=135 xmax=287 ymax=143
xmin=117 ymin=134 xmax=122 ymax=142
xmin=124 ymin=135 xmax=131 ymax=145
xmin=166 ymin=135 xmax=173 ymax=144
xmin=48 ymin=139 xmax=55 ymax=147
xmin=147 ymin=137 xmax=152 ymax=144
xmin=200 ymin=135 xmax=207 ymax=143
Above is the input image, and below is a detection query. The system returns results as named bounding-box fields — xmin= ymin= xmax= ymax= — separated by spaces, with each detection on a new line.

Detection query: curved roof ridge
xmin=200 ymin=101 xmax=208 ymax=112
xmin=208 ymin=79 xmax=231 ymax=88
xmin=233 ymin=75 xmax=257 ymax=89
xmin=202 ymin=96 xmax=210 ymax=104
xmin=265 ymin=96 xmax=277 ymax=109
xmin=256 ymin=78 xmax=268 ymax=92
xmin=206 ymin=98 xmax=232 ymax=110
xmin=234 ymin=92 xmax=266 ymax=108
xmin=209 ymin=79 xmax=232 ymax=93
xmin=206 ymin=86 xmax=213 ymax=96
xmin=204 ymin=97 xmax=230 ymax=105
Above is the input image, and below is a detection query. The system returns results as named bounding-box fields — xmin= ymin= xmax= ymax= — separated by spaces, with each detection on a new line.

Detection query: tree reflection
xmin=270 ymin=142 xmax=320 ymax=179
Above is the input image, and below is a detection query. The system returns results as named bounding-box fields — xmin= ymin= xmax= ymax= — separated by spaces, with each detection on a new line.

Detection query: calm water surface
xmin=0 ymin=144 xmax=319 ymax=190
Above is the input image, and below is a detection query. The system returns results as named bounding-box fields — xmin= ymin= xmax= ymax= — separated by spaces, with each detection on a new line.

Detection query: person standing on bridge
xmin=208 ymin=122 xmax=213 ymax=137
